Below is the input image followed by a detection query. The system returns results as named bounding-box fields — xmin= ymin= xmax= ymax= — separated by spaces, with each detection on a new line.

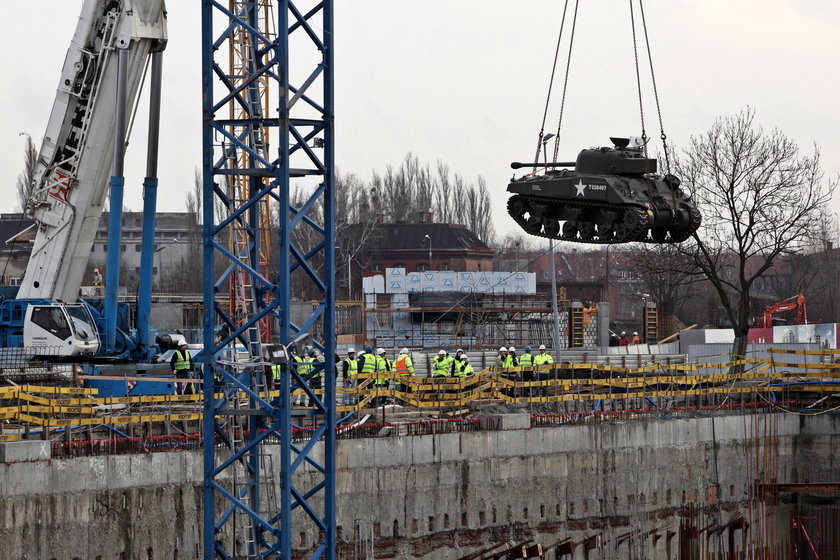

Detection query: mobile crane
xmin=0 ymin=0 xmax=168 ymax=360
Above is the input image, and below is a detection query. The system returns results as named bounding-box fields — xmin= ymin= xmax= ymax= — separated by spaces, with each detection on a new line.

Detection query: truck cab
xmin=23 ymin=303 xmax=99 ymax=356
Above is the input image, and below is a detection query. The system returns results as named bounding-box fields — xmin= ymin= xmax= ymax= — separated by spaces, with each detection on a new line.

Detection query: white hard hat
xmin=178 ymin=340 xmax=188 ymax=347
xmin=400 ymin=347 xmax=409 ymax=354
xmin=347 ymin=348 xmax=356 ymax=354
xmin=438 ymin=350 xmax=446 ymax=355
xmin=499 ymin=346 xmax=507 ymax=352
xmin=621 ymin=331 xmax=626 ymax=335
xmin=539 ymin=344 xmax=546 ymax=350
xmin=456 ymin=348 xmax=464 ymax=355
xmin=508 ymin=346 xmax=516 ymax=352
xmin=633 ymin=332 xmax=638 ymax=336
xmin=376 ymin=348 xmax=385 ymax=355
xmin=462 ymin=354 xmax=470 ymax=361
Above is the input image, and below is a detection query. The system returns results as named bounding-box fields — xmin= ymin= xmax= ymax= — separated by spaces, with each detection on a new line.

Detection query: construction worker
xmin=171 ymin=340 xmax=193 ymax=395
xmin=394 ymin=347 xmax=414 ymax=394
xmin=92 ymin=267 xmax=103 ymax=296
xmin=619 ymin=331 xmax=629 ymax=346
xmin=451 ymin=349 xmax=465 ymax=374
xmin=342 ymin=348 xmax=358 ymax=405
xmin=495 ymin=346 xmax=508 ymax=368
xmin=631 ymin=332 xmax=641 ymax=345
xmin=432 ymin=349 xmax=451 ymax=377
xmin=609 ymin=333 xmax=620 ymax=347
xmin=519 ymin=346 xmax=534 ymax=397
xmin=359 ymin=346 xmax=377 ymax=406
xmin=456 ymin=354 xmax=475 ymax=377
xmin=292 ymin=348 xmax=316 ymax=406
xmin=308 ymin=348 xmax=322 ymax=391
xmin=533 ymin=344 xmax=555 ymax=397
xmin=507 ymin=346 xmax=518 ymax=365
xmin=374 ymin=348 xmax=391 ymax=406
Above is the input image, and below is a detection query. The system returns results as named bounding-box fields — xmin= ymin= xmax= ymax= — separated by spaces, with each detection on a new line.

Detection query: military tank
xmin=507 ymin=137 xmax=701 ymax=244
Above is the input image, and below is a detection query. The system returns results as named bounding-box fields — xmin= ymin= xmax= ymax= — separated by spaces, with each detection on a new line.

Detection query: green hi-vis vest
xmin=344 ymin=357 xmax=358 ymax=378
xmin=173 ymin=350 xmax=191 ymax=372
xmin=519 ymin=353 xmax=533 ymax=367
xmin=294 ymin=356 xmax=318 ymax=377
xmin=375 ymin=356 xmax=390 ymax=383
xmin=453 ymin=363 xmax=474 ymax=377
xmin=534 ymin=353 xmax=554 ymax=366
xmin=360 ymin=353 xmax=377 ymax=375
xmin=433 ymin=356 xmax=452 ymax=376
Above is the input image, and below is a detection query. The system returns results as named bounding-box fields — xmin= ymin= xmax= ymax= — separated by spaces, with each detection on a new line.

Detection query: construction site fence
xmin=4 ymin=348 xmax=840 ymax=453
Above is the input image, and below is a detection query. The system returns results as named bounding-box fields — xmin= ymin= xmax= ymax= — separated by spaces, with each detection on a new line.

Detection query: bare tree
xmin=769 ymin=209 xmax=840 ymax=322
xmin=678 ymin=108 xmax=836 ymax=361
xmin=626 ymin=243 xmax=701 ymax=335
xmin=464 ymin=176 xmax=495 ymax=245
xmin=15 ymin=135 xmax=38 ymax=212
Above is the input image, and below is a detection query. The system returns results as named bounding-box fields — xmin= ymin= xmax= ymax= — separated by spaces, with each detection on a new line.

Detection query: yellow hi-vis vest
xmin=294 ymin=356 xmax=316 ymax=377
xmin=173 ymin=349 xmax=191 ymax=372
xmin=375 ymin=356 xmax=390 ymax=384
xmin=433 ymin=356 xmax=452 ymax=377
xmin=453 ymin=362 xmax=474 ymax=377
xmin=360 ymin=353 xmax=377 ymax=375
xmin=519 ymin=353 xmax=533 ymax=368
xmin=534 ymin=352 xmax=554 ymax=368
xmin=344 ymin=357 xmax=358 ymax=378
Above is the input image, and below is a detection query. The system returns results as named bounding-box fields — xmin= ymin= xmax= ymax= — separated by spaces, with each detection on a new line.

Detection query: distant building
xmin=91 ymin=211 xmax=198 ymax=285
xmin=344 ymin=213 xmax=494 ymax=299
xmin=0 ymin=211 xmax=199 ymax=288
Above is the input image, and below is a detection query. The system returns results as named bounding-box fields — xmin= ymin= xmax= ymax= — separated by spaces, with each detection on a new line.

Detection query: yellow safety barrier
xmin=0 ymin=355 xmax=834 ymax=430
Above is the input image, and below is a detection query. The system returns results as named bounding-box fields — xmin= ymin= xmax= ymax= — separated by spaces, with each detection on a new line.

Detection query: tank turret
xmin=506 ymin=137 xmax=701 ymax=244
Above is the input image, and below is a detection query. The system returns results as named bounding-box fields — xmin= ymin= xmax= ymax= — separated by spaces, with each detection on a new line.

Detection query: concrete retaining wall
xmin=2 ymin=413 xmax=838 ymax=559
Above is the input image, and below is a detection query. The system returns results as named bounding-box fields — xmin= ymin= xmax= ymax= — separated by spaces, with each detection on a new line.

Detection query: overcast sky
xmin=1 ymin=1 xmax=839 ymax=240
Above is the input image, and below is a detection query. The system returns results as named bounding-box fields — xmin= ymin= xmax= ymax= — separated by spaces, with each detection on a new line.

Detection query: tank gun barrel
xmin=510 ymin=161 xmax=576 ymax=170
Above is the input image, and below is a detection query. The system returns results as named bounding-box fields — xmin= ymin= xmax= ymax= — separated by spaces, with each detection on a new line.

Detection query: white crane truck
xmin=1 ymin=0 xmax=168 ymax=361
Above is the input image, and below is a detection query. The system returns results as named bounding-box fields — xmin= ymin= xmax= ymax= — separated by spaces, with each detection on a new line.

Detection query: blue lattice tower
xmin=201 ymin=1 xmax=335 ymax=558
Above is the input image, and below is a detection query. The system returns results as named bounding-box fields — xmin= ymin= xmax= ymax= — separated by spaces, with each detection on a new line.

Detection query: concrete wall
xmin=2 ymin=414 xmax=838 ymax=559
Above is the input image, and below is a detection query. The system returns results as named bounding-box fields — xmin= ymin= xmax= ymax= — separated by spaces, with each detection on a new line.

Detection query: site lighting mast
xmin=201 ymin=1 xmax=336 ymax=558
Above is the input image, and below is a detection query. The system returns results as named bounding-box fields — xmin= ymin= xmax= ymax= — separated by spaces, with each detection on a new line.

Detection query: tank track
xmin=643 ymin=205 xmax=702 ymax=244
xmin=507 ymin=195 xmax=650 ymax=245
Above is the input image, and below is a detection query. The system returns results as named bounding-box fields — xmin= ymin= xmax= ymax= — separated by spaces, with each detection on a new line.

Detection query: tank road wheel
xmin=508 ymin=195 xmax=528 ymax=218
xmin=525 ymin=216 xmax=542 ymax=234
xmin=615 ymin=209 xmax=643 ymax=242
xmin=597 ymin=222 xmax=615 ymax=241
xmin=544 ymin=218 xmax=561 ymax=237
xmin=578 ymin=221 xmax=596 ymax=241
xmin=562 ymin=221 xmax=578 ymax=239
xmin=613 ymin=216 xmax=632 ymax=242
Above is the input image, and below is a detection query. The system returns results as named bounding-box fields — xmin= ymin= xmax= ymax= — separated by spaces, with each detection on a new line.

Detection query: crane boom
xmin=760 ymin=294 xmax=808 ymax=328
xmin=17 ymin=0 xmax=167 ymax=301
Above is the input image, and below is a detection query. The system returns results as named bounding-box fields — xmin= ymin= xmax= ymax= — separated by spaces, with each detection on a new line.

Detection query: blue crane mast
xmin=201 ymin=1 xmax=335 ymax=558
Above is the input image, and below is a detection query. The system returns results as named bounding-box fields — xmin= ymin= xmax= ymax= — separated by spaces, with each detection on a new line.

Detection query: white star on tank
xmin=574 ymin=180 xmax=586 ymax=196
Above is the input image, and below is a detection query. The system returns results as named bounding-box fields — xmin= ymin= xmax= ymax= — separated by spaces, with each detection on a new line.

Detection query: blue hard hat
xmin=308 ymin=349 xmax=316 ymax=356
xmin=524 ymin=346 xmax=532 ymax=352
xmin=365 ymin=345 xmax=373 ymax=353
